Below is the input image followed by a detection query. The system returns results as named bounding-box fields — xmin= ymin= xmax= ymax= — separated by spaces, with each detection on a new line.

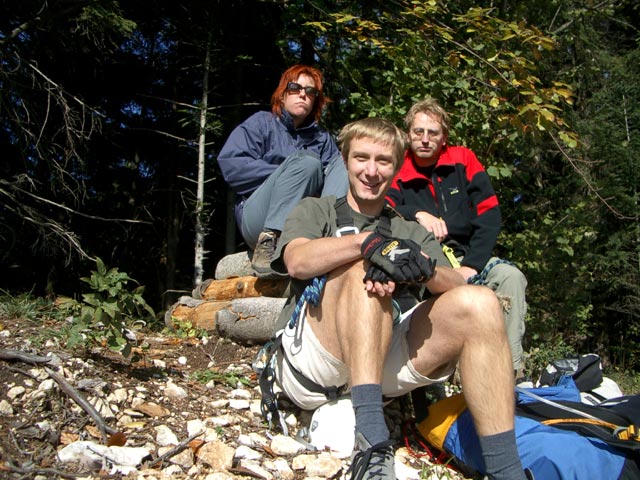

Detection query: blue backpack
xmin=416 ymin=377 xmax=640 ymax=479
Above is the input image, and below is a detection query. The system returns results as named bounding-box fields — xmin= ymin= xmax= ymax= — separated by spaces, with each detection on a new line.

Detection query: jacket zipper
xmin=434 ymin=174 xmax=447 ymax=214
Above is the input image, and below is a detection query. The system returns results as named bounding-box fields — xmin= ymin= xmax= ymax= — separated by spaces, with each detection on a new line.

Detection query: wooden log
xmin=214 ymin=251 xmax=253 ymax=280
xmin=164 ymin=296 xmax=231 ymax=331
xmin=193 ymin=276 xmax=289 ymax=301
xmin=216 ymin=297 xmax=286 ymax=345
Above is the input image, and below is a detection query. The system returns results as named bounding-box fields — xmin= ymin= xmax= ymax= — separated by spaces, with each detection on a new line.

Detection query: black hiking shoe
xmin=347 ymin=431 xmax=396 ymax=480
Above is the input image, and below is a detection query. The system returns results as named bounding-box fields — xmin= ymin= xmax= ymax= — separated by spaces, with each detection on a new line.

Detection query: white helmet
xmin=308 ymin=396 xmax=355 ymax=458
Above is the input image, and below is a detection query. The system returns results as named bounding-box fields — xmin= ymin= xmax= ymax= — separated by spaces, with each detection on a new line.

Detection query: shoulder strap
xmin=334 ymin=196 xmax=392 ymax=237
xmin=334 ymin=197 xmax=359 ymax=237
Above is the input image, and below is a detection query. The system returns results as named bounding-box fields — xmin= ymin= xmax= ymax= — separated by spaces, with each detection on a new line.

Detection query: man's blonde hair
xmin=338 ymin=117 xmax=407 ymax=171
xmin=404 ymin=97 xmax=451 ymax=135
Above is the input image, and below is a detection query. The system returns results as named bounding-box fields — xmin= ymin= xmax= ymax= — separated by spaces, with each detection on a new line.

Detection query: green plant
xmin=0 ymin=289 xmax=59 ymax=323
xmin=60 ymin=258 xmax=155 ymax=356
xmin=165 ymin=317 xmax=208 ymax=340
xmin=190 ymin=369 xmax=251 ymax=388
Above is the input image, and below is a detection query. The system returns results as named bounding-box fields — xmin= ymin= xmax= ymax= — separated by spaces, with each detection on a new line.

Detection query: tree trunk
xmin=193 ymin=36 xmax=211 ymax=288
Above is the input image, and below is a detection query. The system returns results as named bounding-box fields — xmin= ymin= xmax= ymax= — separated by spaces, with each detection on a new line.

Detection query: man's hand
xmin=416 ymin=211 xmax=448 ymax=242
xmin=361 ymin=233 xmax=436 ymax=284
xmin=363 ymin=265 xmax=396 ymax=297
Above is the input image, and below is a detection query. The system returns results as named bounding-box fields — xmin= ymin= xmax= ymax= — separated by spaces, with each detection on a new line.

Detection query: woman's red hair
xmin=271 ymin=65 xmax=329 ymax=124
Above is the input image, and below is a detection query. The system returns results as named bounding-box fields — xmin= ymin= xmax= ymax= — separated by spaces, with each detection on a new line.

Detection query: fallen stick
xmin=0 ymin=348 xmax=52 ymax=364
xmin=44 ymin=367 xmax=118 ymax=442
xmin=145 ymin=430 xmax=204 ymax=467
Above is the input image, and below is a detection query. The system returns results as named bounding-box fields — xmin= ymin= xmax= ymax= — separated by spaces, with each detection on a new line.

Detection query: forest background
xmin=1 ymin=0 xmax=638 ymax=377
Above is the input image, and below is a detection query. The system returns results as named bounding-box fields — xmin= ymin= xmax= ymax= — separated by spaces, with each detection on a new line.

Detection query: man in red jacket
xmin=386 ymin=98 xmax=527 ymax=375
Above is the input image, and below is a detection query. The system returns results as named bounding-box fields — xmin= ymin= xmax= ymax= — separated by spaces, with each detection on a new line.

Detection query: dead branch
xmin=549 ymin=132 xmax=633 ymax=220
xmin=145 ymin=430 xmax=204 ymax=467
xmin=44 ymin=367 xmax=118 ymax=443
xmin=0 ymin=348 xmax=52 ymax=364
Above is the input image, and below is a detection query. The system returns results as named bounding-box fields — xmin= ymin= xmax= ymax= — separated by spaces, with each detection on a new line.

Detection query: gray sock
xmin=478 ymin=430 xmax=527 ymax=480
xmin=351 ymin=384 xmax=389 ymax=446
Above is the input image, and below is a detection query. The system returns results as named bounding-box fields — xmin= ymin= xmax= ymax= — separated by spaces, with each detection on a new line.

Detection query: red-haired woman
xmin=218 ymin=65 xmax=347 ymax=276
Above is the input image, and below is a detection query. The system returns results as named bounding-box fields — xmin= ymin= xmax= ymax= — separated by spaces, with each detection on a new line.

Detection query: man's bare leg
xmin=306 ymin=260 xmax=394 ymax=452
xmin=408 ymin=285 xmax=526 ymax=480
xmin=306 ymin=259 xmax=393 ymax=387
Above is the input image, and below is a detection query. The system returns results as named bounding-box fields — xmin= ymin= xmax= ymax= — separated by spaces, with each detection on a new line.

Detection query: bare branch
xmin=549 ymin=132 xmax=634 ymax=220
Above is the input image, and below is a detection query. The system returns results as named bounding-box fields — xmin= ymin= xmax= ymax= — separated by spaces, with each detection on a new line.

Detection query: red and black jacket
xmin=386 ymin=145 xmax=501 ymax=272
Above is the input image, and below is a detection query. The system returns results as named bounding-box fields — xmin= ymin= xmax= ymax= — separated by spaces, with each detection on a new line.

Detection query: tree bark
xmin=193 ymin=276 xmax=288 ymax=301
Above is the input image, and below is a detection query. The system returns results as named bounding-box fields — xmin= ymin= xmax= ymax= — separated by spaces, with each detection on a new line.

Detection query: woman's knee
xmin=283 ymin=151 xmax=323 ymax=178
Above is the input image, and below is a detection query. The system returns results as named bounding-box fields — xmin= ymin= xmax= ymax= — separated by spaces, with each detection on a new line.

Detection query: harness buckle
xmin=336 ymin=226 xmax=359 ymax=237
xmin=325 ymin=385 xmax=344 ymax=401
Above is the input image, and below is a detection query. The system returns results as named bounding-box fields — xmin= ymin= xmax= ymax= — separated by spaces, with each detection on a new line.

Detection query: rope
xmin=467 ymin=258 xmax=514 ymax=285
xmin=288 ymin=275 xmax=326 ymax=328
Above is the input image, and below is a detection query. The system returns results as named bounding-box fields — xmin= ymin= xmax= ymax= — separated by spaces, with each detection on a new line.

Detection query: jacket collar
xmin=397 ymin=146 xmax=454 ymax=182
xmin=280 ymin=110 xmax=318 ymax=133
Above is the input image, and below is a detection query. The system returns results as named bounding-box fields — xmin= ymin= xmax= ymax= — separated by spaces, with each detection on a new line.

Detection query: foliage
xmin=58 ymin=258 xmax=155 ymax=356
xmin=0 ymin=1 xmax=639 ymax=373
xmin=190 ymin=369 xmax=252 ymax=389
xmin=0 ymin=290 xmax=58 ymax=324
xmin=166 ymin=318 xmax=208 ymax=340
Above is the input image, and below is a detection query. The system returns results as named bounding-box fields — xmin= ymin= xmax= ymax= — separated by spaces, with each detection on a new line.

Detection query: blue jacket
xmin=217 ymin=110 xmax=340 ymax=198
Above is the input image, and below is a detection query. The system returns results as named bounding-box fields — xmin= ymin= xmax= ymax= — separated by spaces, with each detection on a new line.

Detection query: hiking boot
xmin=252 ymin=230 xmax=278 ymax=277
xmin=347 ymin=431 xmax=395 ymax=480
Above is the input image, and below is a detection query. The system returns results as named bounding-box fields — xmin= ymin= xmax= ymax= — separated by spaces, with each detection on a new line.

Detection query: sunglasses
xmin=286 ymin=81 xmax=320 ymax=98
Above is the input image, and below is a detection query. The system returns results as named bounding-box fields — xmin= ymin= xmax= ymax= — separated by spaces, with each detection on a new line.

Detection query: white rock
xmin=229 ymin=388 xmax=252 ymax=399
xmin=178 ymin=356 xmax=188 ymax=365
xmin=154 ymin=425 xmax=179 ymax=446
xmin=38 ymin=379 xmax=56 ymax=392
xmin=107 ymin=388 xmax=129 ymax=404
xmin=210 ymin=399 xmax=228 ymax=408
xmin=293 ymin=452 xmax=342 ymax=478
xmin=152 ymin=359 xmax=166 ymax=368
xmin=249 ymin=399 xmax=262 ymax=416
xmin=7 ymin=386 xmax=26 ymax=400
xmin=269 ymin=458 xmax=295 ymax=480
xmin=238 ymin=459 xmax=273 ymax=480
xmin=161 ymin=464 xmax=185 ymax=476
xmin=270 ymin=434 xmax=307 ymax=456
xmin=187 ymin=419 xmax=204 ymax=436
xmin=395 ymin=456 xmax=422 ymax=480
xmin=164 ymin=382 xmax=188 ymax=400
xmin=237 ymin=432 xmax=268 ymax=448
xmin=57 ymin=441 xmax=149 ymax=475
xmin=208 ymin=414 xmax=234 ymax=426
xmin=0 ymin=400 xmax=14 ymax=415
xmin=234 ymin=445 xmax=262 ymax=461
xmin=229 ymin=399 xmax=250 ymax=410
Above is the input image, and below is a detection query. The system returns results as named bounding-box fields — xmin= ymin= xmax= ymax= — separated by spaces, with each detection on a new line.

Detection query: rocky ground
xmin=0 ymin=312 xmax=469 ymax=480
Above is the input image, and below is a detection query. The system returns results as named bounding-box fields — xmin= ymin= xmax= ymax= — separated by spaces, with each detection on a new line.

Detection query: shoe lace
xmin=347 ymin=439 xmax=395 ymax=480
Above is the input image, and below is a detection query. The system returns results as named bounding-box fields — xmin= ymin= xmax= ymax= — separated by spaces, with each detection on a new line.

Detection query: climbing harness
xmin=257 ymin=197 xmax=394 ymax=433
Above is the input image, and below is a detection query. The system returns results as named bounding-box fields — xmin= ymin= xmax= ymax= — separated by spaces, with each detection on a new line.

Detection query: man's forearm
xmin=283 ymin=232 xmax=370 ymax=280
xmin=425 ymin=266 xmax=466 ymax=294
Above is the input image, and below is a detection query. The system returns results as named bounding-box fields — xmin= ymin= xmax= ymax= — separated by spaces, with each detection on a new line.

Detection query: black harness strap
xmin=334 ymin=196 xmax=393 ymax=237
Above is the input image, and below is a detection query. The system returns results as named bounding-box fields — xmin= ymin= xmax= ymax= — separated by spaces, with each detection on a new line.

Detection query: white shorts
xmin=275 ymin=303 xmax=452 ymax=410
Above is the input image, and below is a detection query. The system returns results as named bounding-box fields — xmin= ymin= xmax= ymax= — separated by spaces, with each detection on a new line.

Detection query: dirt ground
xmin=0 ymin=311 xmax=266 ymax=478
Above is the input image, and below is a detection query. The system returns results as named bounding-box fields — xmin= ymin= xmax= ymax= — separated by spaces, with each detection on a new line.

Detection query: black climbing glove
xmin=363 ymin=264 xmax=393 ymax=284
xmin=361 ymin=233 xmax=436 ymax=284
